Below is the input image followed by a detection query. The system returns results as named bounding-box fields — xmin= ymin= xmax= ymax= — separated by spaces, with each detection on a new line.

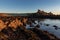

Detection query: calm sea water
xmin=40 ymin=19 xmax=60 ymax=38
xmin=42 ymin=19 xmax=60 ymax=27
xmin=26 ymin=19 xmax=60 ymax=38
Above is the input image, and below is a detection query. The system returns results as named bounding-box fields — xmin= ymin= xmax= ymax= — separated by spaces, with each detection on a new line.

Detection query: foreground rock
xmin=0 ymin=26 xmax=59 ymax=40
xmin=29 ymin=27 xmax=59 ymax=40
xmin=1 ymin=26 xmax=40 ymax=40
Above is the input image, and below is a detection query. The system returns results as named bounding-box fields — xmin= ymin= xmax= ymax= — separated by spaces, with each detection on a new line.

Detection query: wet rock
xmin=45 ymin=24 xmax=50 ymax=26
xmin=53 ymin=25 xmax=57 ymax=27
xmin=29 ymin=28 xmax=59 ymax=40
xmin=53 ymin=25 xmax=58 ymax=30
xmin=35 ymin=25 xmax=40 ymax=28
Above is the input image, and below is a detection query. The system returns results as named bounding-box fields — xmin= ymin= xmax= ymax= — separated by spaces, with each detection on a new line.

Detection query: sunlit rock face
xmin=0 ymin=16 xmax=28 ymax=31
xmin=23 ymin=18 xmax=28 ymax=24
xmin=0 ymin=20 xmax=6 ymax=31
xmin=9 ymin=18 xmax=23 ymax=29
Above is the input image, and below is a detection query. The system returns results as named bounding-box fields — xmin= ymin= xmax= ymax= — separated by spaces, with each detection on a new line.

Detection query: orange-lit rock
xmin=15 ymin=18 xmax=23 ymax=26
xmin=9 ymin=18 xmax=23 ymax=29
xmin=0 ymin=20 xmax=6 ymax=31
xmin=23 ymin=18 xmax=28 ymax=24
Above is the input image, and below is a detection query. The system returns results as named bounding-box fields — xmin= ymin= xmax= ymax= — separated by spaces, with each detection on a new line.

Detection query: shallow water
xmin=42 ymin=19 xmax=60 ymax=28
xmin=40 ymin=19 xmax=60 ymax=38
xmin=26 ymin=19 xmax=60 ymax=38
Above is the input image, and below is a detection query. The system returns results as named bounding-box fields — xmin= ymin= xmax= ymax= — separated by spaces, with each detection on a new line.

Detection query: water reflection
xmin=26 ymin=19 xmax=60 ymax=38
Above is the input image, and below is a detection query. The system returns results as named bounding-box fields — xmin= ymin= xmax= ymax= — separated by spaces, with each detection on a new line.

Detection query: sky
xmin=0 ymin=0 xmax=60 ymax=14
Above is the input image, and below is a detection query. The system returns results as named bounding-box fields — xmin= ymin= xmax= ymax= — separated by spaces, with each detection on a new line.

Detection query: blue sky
xmin=0 ymin=0 xmax=60 ymax=14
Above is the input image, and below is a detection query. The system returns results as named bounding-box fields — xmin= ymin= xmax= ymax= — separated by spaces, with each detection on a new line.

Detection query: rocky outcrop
xmin=0 ymin=16 xmax=59 ymax=40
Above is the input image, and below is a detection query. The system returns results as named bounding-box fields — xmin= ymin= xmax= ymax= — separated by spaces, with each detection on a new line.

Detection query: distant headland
xmin=0 ymin=9 xmax=60 ymax=19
